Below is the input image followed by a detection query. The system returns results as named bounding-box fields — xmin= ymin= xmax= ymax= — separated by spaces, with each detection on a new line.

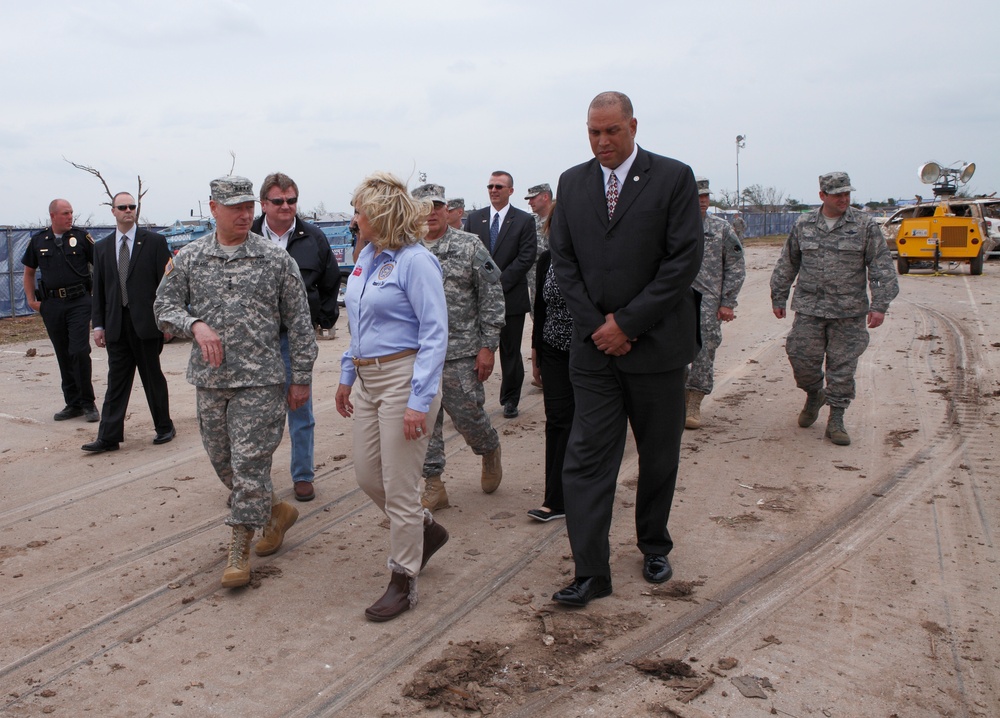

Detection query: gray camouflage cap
xmin=210 ymin=176 xmax=256 ymax=206
xmin=412 ymin=183 xmax=447 ymax=205
xmin=695 ymin=177 xmax=711 ymax=196
xmin=524 ymin=183 xmax=552 ymax=199
xmin=819 ymin=171 xmax=855 ymax=195
xmin=446 ymin=198 xmax=465 ymax=211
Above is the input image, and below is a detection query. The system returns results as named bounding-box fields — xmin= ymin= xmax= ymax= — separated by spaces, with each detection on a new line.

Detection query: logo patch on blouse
xmin=352 ymin=265 xmax=363 ymax=277
xmin=377 ymin=263 xmax=395 ymax=281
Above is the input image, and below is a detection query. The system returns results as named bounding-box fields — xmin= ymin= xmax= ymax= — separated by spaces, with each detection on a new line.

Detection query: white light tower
xmin=736 ymin=134 xmax=746 ymax=211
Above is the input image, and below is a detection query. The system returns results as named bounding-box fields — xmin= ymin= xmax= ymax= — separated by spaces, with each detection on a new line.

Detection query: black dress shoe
xmin=503 ymin=402 xmax=519 ymax=419
xmin=153 ymin=427 xmax=176 ymax=445
xmin=82 ymin=438 xmax=120 ymax=453
xmin=54 ymin=405 xmax=84 ymax=421
xmin=552 ymin=576 xmax=612 ymax=607
xmin=84 ymin=404 xmax=100 ymax=423
xmin=642 ymin=554 xmax=673 ymax=584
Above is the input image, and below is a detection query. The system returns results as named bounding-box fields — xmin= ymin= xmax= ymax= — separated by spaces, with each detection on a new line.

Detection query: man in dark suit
xmin=465 ymin=171 xmax=536 ymax=418
xmin=548 ymin=91 xmax=703 ymax=606
xmin=83 ymin=193 xmax=174 ymax=453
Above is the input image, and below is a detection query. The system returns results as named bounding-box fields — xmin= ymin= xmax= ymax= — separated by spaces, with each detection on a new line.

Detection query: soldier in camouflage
xmin=412 ymin=184 xmax=505 ymax=510
xmin=446 ymin=197 xmax=466 ymax=230
xmin=685 ymin=178 xmax=746 ymax=429
xmin=154 ymin=176 xmax=317 ymax=588
xmin=525 ymin=183 xmax=553 ymax=325
xmin=770 ymin=171 xmax=899 ymax=446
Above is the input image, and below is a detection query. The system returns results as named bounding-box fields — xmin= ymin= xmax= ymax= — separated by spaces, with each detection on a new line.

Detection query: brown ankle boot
xmin=364 ymin=571 xmax=415 ymax=622
xmin=254 ymin=500 xmax=299 ymax=556
xmin=221 ymin=525 xmax=254 ymax=588
xmin=421 ymin=516 xmax=449 ymax=570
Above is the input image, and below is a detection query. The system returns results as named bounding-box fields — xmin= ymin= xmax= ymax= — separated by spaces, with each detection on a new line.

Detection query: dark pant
xmin=498 ymin=312 xmax=526 ymax=407
xmin=562 ymin=363 xmax=686 ymax=578
xmin=98 ymin=307 xmax=172 ymax=443
xmin=40 ymin=295 xmax=94 ymax=408
xmin=538 ymin=341 xmax=573 ymax=513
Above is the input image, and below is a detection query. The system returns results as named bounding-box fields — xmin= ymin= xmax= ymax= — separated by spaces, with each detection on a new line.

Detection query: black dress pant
xmin=498 ymin=312 xmax=526 ymax=407
xmin=562 ymin=363 xmax=686 ymax=578
xmin=98 ymin=307 xmax=172 ymax=443
xmin=538 ymin=340 xmax=573 ymax=513
xmin=40 ymin=295 xmax=94 ymax=408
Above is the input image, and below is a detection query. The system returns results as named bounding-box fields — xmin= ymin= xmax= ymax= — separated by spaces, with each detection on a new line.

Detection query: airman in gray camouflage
xmin=412 ymin=184 xmax=505 ymax=511
xmin=154 ymin=175 xmax=317 ymax=587
xmin=770 ymin=171 xmax=898 ymax=446
xmin=686 ymin=178 xmax=746 ymax=429
xmin=525 ymin=183 xmax=553 ymax=323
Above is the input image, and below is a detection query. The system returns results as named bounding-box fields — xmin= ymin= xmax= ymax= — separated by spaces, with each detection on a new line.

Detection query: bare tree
xmin=741 ymin=184 xmax=786 ymax=212
xmin=64 ymin=157 xmax=147 ymax=222
xmin=715 ymin=189 xmax=739 ymax=209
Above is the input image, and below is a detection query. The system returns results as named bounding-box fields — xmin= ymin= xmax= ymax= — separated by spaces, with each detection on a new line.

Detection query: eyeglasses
xmin=486 ymin=184 xmax=509 ymax=191
xmin=267 ymin=196 xmax=298 ymax=206
xmin=115 ymin=204 xmax=137 ymax=211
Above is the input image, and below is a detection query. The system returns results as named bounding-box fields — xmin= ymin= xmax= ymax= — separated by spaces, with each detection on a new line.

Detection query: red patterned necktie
xmin=607 ymin=171 xmax=619 ymax=218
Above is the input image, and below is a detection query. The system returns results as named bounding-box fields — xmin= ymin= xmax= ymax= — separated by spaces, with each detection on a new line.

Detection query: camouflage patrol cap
xmin=446 ymin=198 xmax=465 ymax=211
xmin=210 ymin=176 xmax=256 ymax=206
xmin=695 ymin=177 xmax=711 ymax=196
xmin=524 ymin=183 xmax=552 ymax=199
xmin=412 ymin=183 xmax=447 ymax=205
xmin=819 ymin=171 xmax=855 ymax=195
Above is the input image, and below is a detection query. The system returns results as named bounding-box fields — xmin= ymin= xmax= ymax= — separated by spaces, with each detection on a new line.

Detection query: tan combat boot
xmin=685 ymin=390 xmax=705 ymax=430
xmin=421 ymin=475 xmax=450 ymax=511
xmin=221 ymin=525 xmax=254 ymax=588
xmin=255 ymin=500 xmax=299 ymax=556
xmin=825 ymin=406 xmax=851 ymax=446
xmin=481 ymin=445 xmax=503 ymax=494
xmin=798 ymin=388 xmax=826 ymax=428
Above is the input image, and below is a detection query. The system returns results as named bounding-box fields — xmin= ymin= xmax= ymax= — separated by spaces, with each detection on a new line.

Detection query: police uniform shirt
xmin=22 ymin=227 xmax=94 ymax=292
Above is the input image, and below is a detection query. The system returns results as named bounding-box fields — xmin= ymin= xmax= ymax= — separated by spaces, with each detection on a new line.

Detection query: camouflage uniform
xmin=687 ymin=215 xmax=745 ymax=395
xmin=154 ymin=230 xmax=317 ymax=528
xmin=731 ymin=215 xmax=747 ymax=240
xmin=421 ymin=225 xmax=505 ymax=477
xmin=770 ymin=206 xmax=898 ymax=408
xmin=526 ymin=213 xmax=550 ymax=319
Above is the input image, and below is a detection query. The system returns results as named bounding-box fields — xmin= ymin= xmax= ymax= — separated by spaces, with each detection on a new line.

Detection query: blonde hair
xmin=351 ymin=171 xmax=429 ymax=250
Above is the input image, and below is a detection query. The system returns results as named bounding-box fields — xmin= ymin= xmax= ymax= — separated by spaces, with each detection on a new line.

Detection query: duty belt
xmin=352 ymin=348 xmax=418 ymax=367
xmin=45 ymin=284 xmax=88 ymax=300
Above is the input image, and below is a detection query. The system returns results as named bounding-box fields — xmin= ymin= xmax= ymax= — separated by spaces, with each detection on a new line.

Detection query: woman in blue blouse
xmin=336 ymin=172 xmax=449 ymax=622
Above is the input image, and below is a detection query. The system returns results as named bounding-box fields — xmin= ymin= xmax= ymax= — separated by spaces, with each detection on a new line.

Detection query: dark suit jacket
xmin=465 ymin=204 xmax=537 ymax=315
xmin=549 ymin=145 xmax=703 ymax=373
xmin=92 ymin=228 xmax=172 ymax=342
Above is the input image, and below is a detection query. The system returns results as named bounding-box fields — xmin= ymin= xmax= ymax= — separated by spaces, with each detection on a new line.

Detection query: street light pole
xmin=736 ymin=134 xmax=746 ymax=211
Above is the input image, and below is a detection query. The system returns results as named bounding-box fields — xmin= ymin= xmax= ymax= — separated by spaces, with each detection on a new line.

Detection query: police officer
xmin=411 ymin=184 xmax=505 ymax=511
xmin=154 ymin=176 xmax=317 ymax=588
xmin=22 ymin=199 xmax=99 ymax=422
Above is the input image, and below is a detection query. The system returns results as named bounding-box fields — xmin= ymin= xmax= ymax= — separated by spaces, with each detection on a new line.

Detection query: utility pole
xmin=736 ymin=135 xmax=746 ymax=211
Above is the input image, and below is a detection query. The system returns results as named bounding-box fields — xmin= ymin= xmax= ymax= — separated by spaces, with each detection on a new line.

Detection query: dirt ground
xmin=1 ymin=246 xmax=998 ymax=718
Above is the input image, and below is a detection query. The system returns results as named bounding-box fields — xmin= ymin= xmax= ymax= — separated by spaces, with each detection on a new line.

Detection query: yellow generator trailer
xmin=895 ymin=202 xmax=987 ymax=275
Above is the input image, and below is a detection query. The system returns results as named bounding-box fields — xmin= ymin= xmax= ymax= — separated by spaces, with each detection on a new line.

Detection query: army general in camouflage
xmin=770 ymin=171 xmax=899 ymax=446
xmin=685 ymin=178 xmax=746 ymax=429
xmin=154 ymin=176 xmax=317 ymax=588
xmin=412 ymin=184 xmax=506 ymax=511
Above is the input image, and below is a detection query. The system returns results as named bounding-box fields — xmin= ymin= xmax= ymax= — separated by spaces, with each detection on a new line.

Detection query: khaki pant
xmin=353 ymin=355 xmax=441 ymax=575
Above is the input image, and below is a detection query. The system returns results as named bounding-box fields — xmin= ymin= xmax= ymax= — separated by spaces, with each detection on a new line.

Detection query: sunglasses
xmin=116 ymin=204 xmax=137 ymax=211
xmin=267 ymin=196 xmax=298 ymax=206
xmin=486 ymin=184 xmax=509 ymax=191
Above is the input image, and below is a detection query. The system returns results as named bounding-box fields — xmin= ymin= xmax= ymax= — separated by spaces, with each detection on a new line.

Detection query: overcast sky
xmin=3 ymin=0 xmax=998 ymax=227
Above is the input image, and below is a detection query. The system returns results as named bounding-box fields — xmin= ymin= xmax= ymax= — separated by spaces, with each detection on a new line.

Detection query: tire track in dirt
xmin=500 ymin=299 xmax=994 ymax=717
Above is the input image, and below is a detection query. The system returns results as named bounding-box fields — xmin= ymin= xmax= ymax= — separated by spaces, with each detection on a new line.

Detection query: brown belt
xmin=352 ymin=348 xmax=418 ymax=367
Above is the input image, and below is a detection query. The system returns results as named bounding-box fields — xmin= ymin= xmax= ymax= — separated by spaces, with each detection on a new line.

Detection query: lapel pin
xmin=633 ymin=176 xmax=639 ymax=182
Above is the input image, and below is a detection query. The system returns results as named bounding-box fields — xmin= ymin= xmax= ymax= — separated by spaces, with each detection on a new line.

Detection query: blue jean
xmin=280 ymin=332 xmax=315 ymax=484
